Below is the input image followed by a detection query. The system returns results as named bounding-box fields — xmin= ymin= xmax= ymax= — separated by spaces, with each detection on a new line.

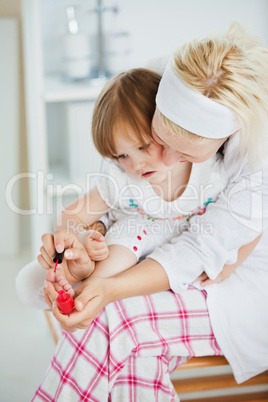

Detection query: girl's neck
xmin=151 ymin=161 xmax=192 ymax=202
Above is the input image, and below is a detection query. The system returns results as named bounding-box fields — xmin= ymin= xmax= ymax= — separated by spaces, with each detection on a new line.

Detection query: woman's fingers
xmin=37 ymin=254 xmax=51 ymax=270
xmin=45 ymin=280 xmax=60 ymax=305
xmin=39 ymin=245 xmax=54 ymax=267
xmin=201 ymin=272 xmax=223 ymax=287
xmin=50 ymin=277 xmax=109 ymax=330
xmin=43 ymin=287 xmax=53 ymax=309
xmin=193 ymin=272 xmax=208 ymax=282
xmin=38 ymin=233 xmax=57 ymax=269
xmin=41 ymin=233 xmax=56 ymax=257
xmin=200 ymin=279 xmax=212 ymax=287
xmin=43 ymin=285 xmax=77 ymax=332
xmin=52 ymin=297 xmax=100 ymax=330
xmin=54 ymin=230 xmax=91 ymax=261
xmin=53 ymin=230 xmax=67 ymax=254
xmin=54 ymin=230 xmax=84 ymax=254
xmin=64 ymin=247 xmax=93 ymax=269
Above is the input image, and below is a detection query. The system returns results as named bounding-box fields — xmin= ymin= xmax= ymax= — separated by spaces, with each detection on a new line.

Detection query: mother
xmin=21 ymin=23 xmax=268 ymax=401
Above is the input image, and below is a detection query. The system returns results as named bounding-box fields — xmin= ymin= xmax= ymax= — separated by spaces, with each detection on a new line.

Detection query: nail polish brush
xmin=53 ymin=250 xmax=65 ymax=273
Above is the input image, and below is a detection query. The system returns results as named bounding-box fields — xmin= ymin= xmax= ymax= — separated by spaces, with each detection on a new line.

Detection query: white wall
xmin=40 ymin=0 xmax=268 ymax=74
xmin=0 ymin=18 xmax=19 ymax=256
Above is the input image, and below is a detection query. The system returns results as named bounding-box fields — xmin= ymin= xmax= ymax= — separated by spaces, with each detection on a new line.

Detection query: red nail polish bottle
xmin=56 ymin=290 xmax=74 ymax=315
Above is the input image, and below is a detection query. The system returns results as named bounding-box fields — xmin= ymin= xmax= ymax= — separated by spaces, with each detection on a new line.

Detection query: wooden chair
xmin=173 ymin=356 xmax=268 ymax=401
xmin=45 ymin=312 xmax=268 ymax=401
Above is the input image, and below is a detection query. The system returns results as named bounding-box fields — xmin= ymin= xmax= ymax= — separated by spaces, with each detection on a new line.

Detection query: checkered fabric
xmin=33 ymin=287 xmax=222 ymax=401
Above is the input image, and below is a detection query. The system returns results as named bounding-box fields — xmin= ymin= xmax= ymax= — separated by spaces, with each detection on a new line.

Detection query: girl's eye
xmin=139 ymin=143 xmax=150 ymax=151
xmin=117 ymin=154 xmax=128 ymax=159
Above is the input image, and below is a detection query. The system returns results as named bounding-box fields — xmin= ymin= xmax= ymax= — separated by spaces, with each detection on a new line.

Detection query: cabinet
xmin=22 ymin=0 xmax=109 ymax=257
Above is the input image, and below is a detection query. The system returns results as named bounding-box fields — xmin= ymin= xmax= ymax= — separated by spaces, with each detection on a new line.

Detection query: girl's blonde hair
xmin=92 ymin=68 xmax=161 ymax=159
xmin=160 ymin=22 xmax=268 ymax=165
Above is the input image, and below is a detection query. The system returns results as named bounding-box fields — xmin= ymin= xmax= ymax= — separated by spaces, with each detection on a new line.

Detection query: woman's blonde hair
xmin=160 ymin=22 xmax=268 ymax=165
xmin=92 ymin=68 xmax=161 ymax=159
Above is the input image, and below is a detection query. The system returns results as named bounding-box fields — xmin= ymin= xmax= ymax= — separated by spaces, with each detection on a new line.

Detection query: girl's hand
xmin=78 ymin=230 xmax=109 ymax=261
xmin=38 ymin=230 xmax=95 ymax=285
xmin=44 ymin=276 xmax=112 ymax=332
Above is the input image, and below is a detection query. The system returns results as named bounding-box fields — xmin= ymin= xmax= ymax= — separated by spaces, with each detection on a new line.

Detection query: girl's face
xmin=113 ymin=130 xmax=178 ymax=185
xmin=151 ymin=108 xmax=227 ymax=166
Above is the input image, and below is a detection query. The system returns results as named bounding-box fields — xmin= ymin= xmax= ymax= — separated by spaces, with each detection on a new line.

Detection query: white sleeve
xmin=148 ymin=161 xmax=268 ymax=294
xmin=98 ymin=213 xmax=110 ymax=231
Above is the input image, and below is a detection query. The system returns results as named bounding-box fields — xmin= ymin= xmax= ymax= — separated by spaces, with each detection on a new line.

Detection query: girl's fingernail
xmin=44 ymin=280 xmax=49 ymax=288
xmin=56 ymin=244 xmax=63 ymax=253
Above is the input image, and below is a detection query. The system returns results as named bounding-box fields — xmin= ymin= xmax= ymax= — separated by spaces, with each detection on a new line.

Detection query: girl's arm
xmin=54 ymin=185 xmax=110 ymax=236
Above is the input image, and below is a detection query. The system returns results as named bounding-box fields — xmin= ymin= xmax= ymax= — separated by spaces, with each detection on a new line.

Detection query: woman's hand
xmin=195 ymin=234 xmax=262 ymax=287
xmin=195 ymin=265 xmax=236 ymax=287
xmin=43 ymin=280 xmax=77 ymax=333
xmin=44 ymin=276 xmax=112 ymax=332
xmin=38 ymin=230 xmax=95 ymax=285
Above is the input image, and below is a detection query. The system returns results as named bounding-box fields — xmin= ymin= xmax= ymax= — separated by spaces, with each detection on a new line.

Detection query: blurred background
xmin=0 ymin=0 xmax=267 ymax=401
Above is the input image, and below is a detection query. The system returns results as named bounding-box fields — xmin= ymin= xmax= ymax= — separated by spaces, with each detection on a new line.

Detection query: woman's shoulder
xmin=223 ymin=131 xmax=268 ymax=179
xmin=192 ymin=153 xmax=224 ymax=179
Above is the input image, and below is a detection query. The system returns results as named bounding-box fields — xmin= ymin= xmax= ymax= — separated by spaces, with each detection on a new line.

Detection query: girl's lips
xmin=142 ymin=171 xmax=156 ymax=178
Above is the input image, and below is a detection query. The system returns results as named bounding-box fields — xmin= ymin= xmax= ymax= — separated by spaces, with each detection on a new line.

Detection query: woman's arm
xmin=43 ymin=230 xmax=262 ymax=330
xmin=107 ymin=232 xmax=262 ymax=298
xmin=44 ymin=256 xmax=170 ymax=330
xmin=197 ymin=233 xmax=262 ymax=286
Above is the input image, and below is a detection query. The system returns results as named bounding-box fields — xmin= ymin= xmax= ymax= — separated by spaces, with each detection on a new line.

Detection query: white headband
xmin=156 ymin=59 xmax=241 ymax=139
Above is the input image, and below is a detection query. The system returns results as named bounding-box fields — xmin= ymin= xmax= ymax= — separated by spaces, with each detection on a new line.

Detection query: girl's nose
xmin=133 ymin=157 xmax=145 ymax=170
xmin=162 ymin=146 xmax=183 ymax=166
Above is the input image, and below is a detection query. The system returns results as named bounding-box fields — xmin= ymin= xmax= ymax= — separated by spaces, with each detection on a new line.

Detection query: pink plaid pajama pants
xmin=33 ymin=287 xmax=222 ymax=402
